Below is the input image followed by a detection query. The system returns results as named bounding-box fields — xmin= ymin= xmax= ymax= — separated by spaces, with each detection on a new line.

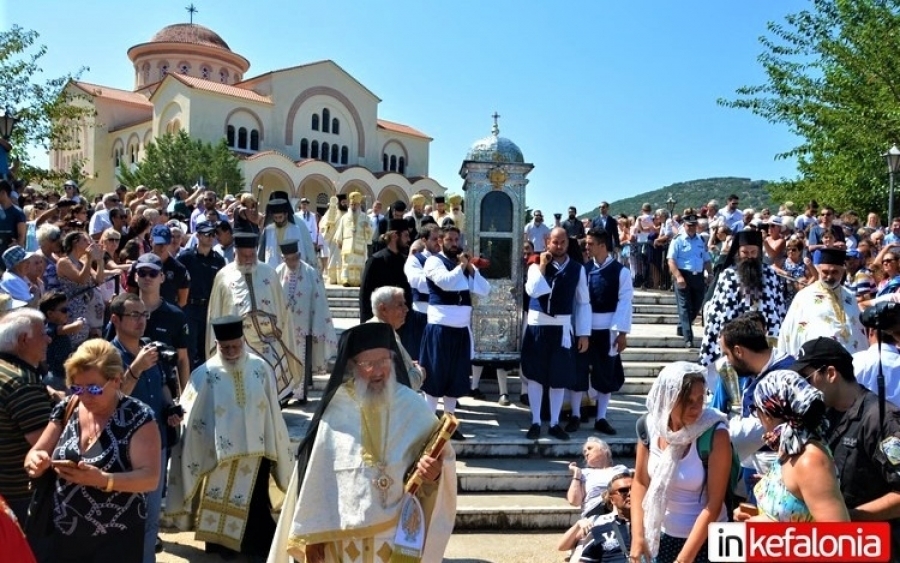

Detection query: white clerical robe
xmin=267 ymin=382 xmax=456 ymax=563
xmin=320 ymin=207 xmax=344 ymax=279
xmin=207 ymin=262 xmax=304 ymax=400
xmin=260 ymin=222 xmax=316 ymax=269
xmin=165 ymin=352 xmax=294 ymax=551
xmin=332 ymin=209 xmax=373 ymax=286
xmin=276 ymin=260 xmax=337 ymax=375
xmin=777 ymin=281 xmax=866 ymax=356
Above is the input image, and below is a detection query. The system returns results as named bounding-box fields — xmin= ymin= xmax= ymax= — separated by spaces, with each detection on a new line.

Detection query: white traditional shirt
xmin=423 ymin=253 xmax=490 ymax=328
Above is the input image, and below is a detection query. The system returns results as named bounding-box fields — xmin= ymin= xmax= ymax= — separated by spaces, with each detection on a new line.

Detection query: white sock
xmin=425 ymin=394 xmax=439 ymax=412
xmin=570 ymin=391 xmax=583 ymax=418
xmin=519 ymin=371 xmax=531 ymax=395
xmin=443 ymin=396 xmax=457 ymax=414
xmin=595 ymin=393 xmax=611 ymax=420
xmin=549 ymin=388 xmax=565 ymax=427
xmin=497 ymin=368 xmax=509 ymax=396
xmin=471 ymin=365 xmax=483 ymax=391
xmin=527 ymin=380 xmax=544 ymax=425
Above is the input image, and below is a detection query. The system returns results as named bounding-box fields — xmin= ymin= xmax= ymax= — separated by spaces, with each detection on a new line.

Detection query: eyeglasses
xmin=612 ymin=487 xmax=631 ymax=496
xmin=136 ymin=269 xmax=160 ymax=278
xmin=353 ymin=357 xmax=392 ymax=373
xmin=803 ymin=366 xmax=825 ymax=382
xmin=69 ymin=381 xmax=111 ymax=396
xmin=121 ymin=311 xmax=150 ymax=320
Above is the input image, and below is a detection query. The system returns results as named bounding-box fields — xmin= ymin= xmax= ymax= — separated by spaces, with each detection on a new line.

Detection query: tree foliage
xmin=719 ymin=0 xmax=900 ymax=216
xmin=0 ymin=25 xmax=92 ymax=178
xmin=116 ymin=130 xmax=244 ymax=195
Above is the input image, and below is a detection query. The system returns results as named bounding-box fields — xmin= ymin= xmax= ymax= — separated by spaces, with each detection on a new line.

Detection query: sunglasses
xmin=69 ymin=381 xmax=111 ymax=396
xmin=136 ymin=269 xmax=160 ymax=278
xmin=884 ymin=259 xmax=897 ymax=264
xmin=612 ymin=486 xmax=631 ymax=495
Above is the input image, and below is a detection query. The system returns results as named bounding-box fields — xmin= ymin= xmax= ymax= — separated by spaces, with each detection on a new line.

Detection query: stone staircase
xmin=284 ymin=286 xmax=690 ymax=530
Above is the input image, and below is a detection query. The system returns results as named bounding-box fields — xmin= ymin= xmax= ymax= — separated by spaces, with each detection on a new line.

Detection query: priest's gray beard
xmin=220 ymin=350 xmax=248 ymax=369
xmin=736 ymin=256 xmax=764 ymax=298
xmin=236 ymin=258 xmax=258 ymax=275
xmin=353 ymin=369 xmax=397 ymax=410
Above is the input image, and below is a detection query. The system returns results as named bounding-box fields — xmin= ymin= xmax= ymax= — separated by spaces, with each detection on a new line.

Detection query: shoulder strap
xmin=63 ymin=396 xmax=79 ymax=426
xmin=610 ymin=517 xmax=631 ymax=559
xmin=635 ymin=414 xmax=650 ymax=447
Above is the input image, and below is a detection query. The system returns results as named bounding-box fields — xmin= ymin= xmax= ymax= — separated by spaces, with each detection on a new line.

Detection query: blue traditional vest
xmin=426 ymin=253 xmax=472 ymax=306
xmin=410 ymin=252 xmax=429 ymax=303
xmin=528 ymin=258 xmax=581 ymax=316
xmin=585 ymin=259 xmax=623 ymax=314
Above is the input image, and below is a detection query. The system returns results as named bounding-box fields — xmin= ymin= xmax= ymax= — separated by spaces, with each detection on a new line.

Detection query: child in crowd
xmin=38 ymin=291 xmax=85 ymax=391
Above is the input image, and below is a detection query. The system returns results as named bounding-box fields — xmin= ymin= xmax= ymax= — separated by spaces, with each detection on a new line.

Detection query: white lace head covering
xmin=642 ymin=361 xmax=726 ymax=557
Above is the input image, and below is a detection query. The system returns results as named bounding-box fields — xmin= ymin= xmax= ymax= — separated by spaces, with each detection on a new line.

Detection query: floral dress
xmin=753 ymin=459 xmax=813 ymax=522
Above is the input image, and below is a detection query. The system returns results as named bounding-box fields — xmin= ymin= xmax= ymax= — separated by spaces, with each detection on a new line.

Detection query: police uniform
xmin=176 ymin=237 xmax=225 ymax=369
xmin=666 ymin=215 xmax=710 ymax=346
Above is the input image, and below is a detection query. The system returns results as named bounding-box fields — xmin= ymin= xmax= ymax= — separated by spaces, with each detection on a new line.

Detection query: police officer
xmin=790 ymin=337 xmax=900 ymax=555
xmin=176 ymin=221 xmax=225 ymax=369
xmin=666 ymin=214 xmax=710 ymax=347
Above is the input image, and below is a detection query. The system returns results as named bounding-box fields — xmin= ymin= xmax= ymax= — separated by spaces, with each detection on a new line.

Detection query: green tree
xmin=0 ymin=25 xmax=92 ymax=179
xmin=117 ymin=130 xmax=244 ymax=195
xmin=719 ymin=0 xmax=900 ymax=215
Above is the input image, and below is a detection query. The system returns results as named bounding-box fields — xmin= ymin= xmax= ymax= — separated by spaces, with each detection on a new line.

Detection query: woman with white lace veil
xmin=630 ymin=361 xmax=730 ymax=563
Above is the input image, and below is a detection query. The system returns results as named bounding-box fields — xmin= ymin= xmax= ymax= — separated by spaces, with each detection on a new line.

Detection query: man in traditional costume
xmin=569 ymin=227 xmax=633 ymax=436
xmin=368 ymin=285 xmax=425 ymax=390
xmin=520 ymin=227 xmax=591 ymax=441
xmin=332 ymin=191 xmax=373 ymax=287
xmin=268 ymin=323 xmax=456 ymax=563
xmin=319 ymin=194 xmax=345 ymax=282
xmin=699 ymin=230 xmax=791 ymax=372
xmin=359 ymin=218 xmax=412 ymax=322
xmin=403 ymin=224 xmax=441 ymax=361
xmin=420 ymin=226 xmax=490 ymax=440
xmin=404 ymin=194 xmax=428 ymax=231
xmin=165 ymin=316 xmax=293 ymax=559
xmin=258 ymin=191 xmax=316 ymax=270
xmin=206 ymin=232 xmax=304 ymax=404
xmin=430 ymin=195 xmax=449 ymax=225
xmin=778 ymin=247 xmax=866 ymax=355
xmin=276 ymin=239 xmax=337 ymax=397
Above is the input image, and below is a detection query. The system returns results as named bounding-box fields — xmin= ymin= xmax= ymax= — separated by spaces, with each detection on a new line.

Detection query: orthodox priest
xmin=359 ymin=218 xmax=412 ymax=323
xmin=319 ymin=194 xmax=345 ymax=283
xmin=206 ymin=232 xmax=305 ymax=404
xmin=165 ymin=316 xmax=293 ymax=559
xmin=777 ymin=247 xmax=866 ymax=355
xmin=404 ymin=193 xmax=428 ymax=231
xmin=276 ymin=239 xmax=337 ymax=388
xmin=268 ymin=323 xmax=456 ymax=563
xmin=431 ymin=195 xmax=449 ymax=225
xmin=258 ymin=191 xmax=316 ymax=269
xmin=699 ymin=230 xmax=791 ymax=370
xmin=332 ymin=191 xmax=373 ymax=287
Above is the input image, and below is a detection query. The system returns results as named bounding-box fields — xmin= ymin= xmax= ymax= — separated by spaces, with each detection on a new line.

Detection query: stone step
xmin=329 ymin=298 xmax=360 ymax=309
xmin=457 ymin=456 xmax=636 ymax=493
xmin=631 ymin=314 xmax=679 ymax=325
xmin=455 ymin=492 xmax=578 ymax=530
xmin=326 ymin=287 xmax=676 ymax=307
xmin=330 ymin=307 xmax=359 ymax=319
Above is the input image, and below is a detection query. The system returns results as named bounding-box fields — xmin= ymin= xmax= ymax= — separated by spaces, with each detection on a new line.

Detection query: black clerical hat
xmin=234 ymin=232 xmax=259 ymax=248
xmin=818 ymin=247 xmax=846 ymax=266
xmin=341 ymin=323 xmax=395 ymax=359
xmin=388 ymin=218 xmax=408 ymax=232
xmin=280 ymin=239 xmax=299 ymax=256
xmin=211 ymin=315 xmax=244 ymax=341
xmin=734 ymin=230 xmax=763 ymax=248
xmin=434 ymin=196 xmax=445 ymax=204
xmin=267 ymin=198 xmax=291 ymax=213
xmin=391 ymin=200 xmax=407 ymax=213
xmin=337 ymin=193 xmax=348 ymax=202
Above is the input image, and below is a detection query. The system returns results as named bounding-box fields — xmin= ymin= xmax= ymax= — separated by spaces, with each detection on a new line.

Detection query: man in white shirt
xmin=524 ymin=210 xmax=551 ymax=252
xmin=853 ymin=326 xmax=900 ymax=407
xmin=716 ymin=194 xmax=743 ymax=227
xmin=88 ymin=192 xmax=121 ymax=241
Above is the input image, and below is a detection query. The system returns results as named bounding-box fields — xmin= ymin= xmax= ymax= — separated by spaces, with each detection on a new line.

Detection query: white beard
xmin=352 ymin=369 xmax=396 ymax=409
xmin=236 ymin=260 xmax=257 ymax=274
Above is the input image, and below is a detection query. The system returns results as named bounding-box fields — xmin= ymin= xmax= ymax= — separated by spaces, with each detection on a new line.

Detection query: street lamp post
xmin=0 ymin=108 xmax=18 ymax=181
xmin=884 ymin=145 xmax=900 ymax=223
xmin=665 ymin=193 xmax=677 ymax=214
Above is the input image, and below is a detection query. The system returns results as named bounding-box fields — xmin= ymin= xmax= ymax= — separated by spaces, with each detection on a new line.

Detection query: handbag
xmin=23 ymin=397 xmax=79 ymax=547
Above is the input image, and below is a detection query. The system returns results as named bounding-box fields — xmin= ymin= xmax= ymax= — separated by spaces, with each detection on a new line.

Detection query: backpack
xmin=635 ymin=414 xmax=741 ymax=520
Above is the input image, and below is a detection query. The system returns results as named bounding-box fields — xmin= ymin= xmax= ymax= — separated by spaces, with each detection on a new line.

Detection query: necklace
xmin=349 ymin=384 xmax=393 ymax=508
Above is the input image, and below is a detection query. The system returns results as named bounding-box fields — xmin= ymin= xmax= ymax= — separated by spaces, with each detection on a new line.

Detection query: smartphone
xmin=51 ymin=459 xmax=77 ymax=468
xmin=738 ymin=502 xmax=759 ymax=517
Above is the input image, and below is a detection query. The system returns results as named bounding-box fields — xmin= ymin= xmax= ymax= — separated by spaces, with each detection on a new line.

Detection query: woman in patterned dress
xmin=56 ymin=232 xmax=105 ymax=347
xmin=23 ymin=339 xmax=160 ymax=563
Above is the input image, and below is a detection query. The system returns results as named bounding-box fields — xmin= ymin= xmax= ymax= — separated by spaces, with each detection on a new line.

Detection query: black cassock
xmin=358 ymin=247 xmax=413 ymax=322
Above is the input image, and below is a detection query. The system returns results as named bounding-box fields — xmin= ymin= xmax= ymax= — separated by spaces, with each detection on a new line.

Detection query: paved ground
xmin=158 ymin=529 xmax=565 ymax=562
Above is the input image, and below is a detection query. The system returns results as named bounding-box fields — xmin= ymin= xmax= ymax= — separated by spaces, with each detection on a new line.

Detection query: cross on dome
xmin=186 ymin=3 xmax=199 ymax=24
xmin=491 ymin=112 xmax=501 ymax=136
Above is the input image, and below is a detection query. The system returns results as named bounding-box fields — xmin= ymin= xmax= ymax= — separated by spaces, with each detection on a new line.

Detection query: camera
xmin=148 ymin=341 xmax=178 ymax=362
xmin=860 ymin=300 xmax=900 ymax=332
xmin=165 ymin=403 xmax=185 ymax=418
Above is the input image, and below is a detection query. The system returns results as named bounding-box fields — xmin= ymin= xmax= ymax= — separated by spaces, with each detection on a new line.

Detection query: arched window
xmin=341 ymin=146 xmax=349 ymax=165
xmin=226 ymin=125 xmax=235 ymax=147
xmin=311 ymin=114 xmax=319 ymax=131
xmin=398 ymin=157 xmax=406 ymax=175
xmin=238 ymin=127 xmax=248 ymax=150
xmin=322 ymin=109 xmax=330 ymax=133
xmin=114 ymin=148 xmax=122 ymax=167
xmin=159 ymin=64 xmax=169 ymax=80
xmin=300 ymin=139 xmax=309 ymax=159
xmin=250 ymin=130 xmax=259 ymax=151
xmin=142 ymin=63 xmax=150 ymax=83
xmin=389 ymin=155 xmax=397 ymax=172
xmin=331 ymin=144 xmax=339 ymax=163
xmin=332 ymin=119 xmax=340 ymax=135
xmin=179 ymin=62 xmax=190 ymax=74
xmin=219 ymin=68 xmax=229 ymax=83
xmin=201 ymin=66 xmax=211 ymax=79
xmin=382 ymin=154 xmax=388 ymax=171
xmin=130 ymin=144 xmax=138 ymax=164
xmin=321 ymin=142 xmax=329 ymax=161
xmin=311 ymin=141 xmax=319 ymax=159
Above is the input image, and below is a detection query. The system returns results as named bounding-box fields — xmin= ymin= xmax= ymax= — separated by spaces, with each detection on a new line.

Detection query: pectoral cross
xmin=373 ymin=462 xmax=394 ymax=508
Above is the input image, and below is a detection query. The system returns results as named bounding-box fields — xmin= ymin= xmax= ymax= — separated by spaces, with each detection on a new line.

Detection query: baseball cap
xmin=788 ymin=337 xmax=854 ymax=377
xmin=195 ymin=221 xmax=216 ymax=234
xmin=134 ymin=253 xmax=163 ymax=271
xmin=2 ymin=245 xmax=34 ymax=271
xmin=151 ymin=224 xmax=172 ymax=245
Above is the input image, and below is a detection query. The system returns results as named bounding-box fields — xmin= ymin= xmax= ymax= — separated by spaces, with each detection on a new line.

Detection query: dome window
xmin=322 ymin=109 xmax=330 ymax=133
xmin=219 ymin=68 xmax=229 ymax=83
xmin=201 ymin=66 xmax=211 ymax=80
xmin=178 ymin=62 xmax=190 ymax=75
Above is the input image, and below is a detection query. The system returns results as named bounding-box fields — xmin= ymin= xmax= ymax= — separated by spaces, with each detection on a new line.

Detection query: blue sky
xmin=4 ymin=0 xmax=807 ymax=215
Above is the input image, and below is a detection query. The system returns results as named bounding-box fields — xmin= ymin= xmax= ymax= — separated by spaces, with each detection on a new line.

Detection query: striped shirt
xmin=0 ymin=354 xmax=53 ymax=502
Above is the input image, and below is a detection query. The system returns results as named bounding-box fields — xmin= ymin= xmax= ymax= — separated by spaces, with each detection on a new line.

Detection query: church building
xmin=50 ymin=22 xmax=446 ymax=209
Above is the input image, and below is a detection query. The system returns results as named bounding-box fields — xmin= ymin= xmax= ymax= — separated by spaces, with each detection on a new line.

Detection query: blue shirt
xmin=666 ymin=233 xmax=709 ymax=273
xmin=0 ymin=144 xmax=8 ymax=180
xmin=111 ymin=338 xmax=168 ymax=449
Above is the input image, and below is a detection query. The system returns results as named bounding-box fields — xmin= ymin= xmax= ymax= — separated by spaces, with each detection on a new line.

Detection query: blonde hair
xmin=240 ymin=193 xmax=257 ymax=207
xmin=64 ymin=338 xmax=124 ymax=385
